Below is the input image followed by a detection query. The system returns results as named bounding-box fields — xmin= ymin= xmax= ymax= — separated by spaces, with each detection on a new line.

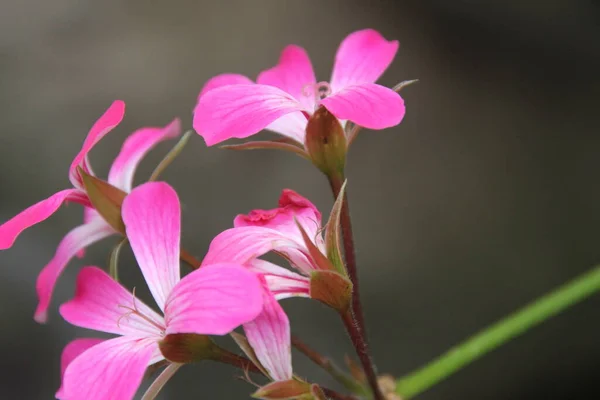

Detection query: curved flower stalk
xmin=57 ymin=182 xmax=264 ymax=400
xmin=202 ymin=189 xmax=349 ymax=382
xmin=194 ymin=28 xmax=405 ymax=146
xmin=0 ymin=101 xmax=181 ymax=322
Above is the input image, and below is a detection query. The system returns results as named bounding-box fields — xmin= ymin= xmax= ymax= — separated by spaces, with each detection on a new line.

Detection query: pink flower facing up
xmin=202 ymin=189 xmax=331 ymax=381
xmin=57 ymin=182 xmax=264 ymax=400
xmin=0 ymin=100 xmax=181 ymax=322
xmin=194 ymin=28 xmax=405 ymax=146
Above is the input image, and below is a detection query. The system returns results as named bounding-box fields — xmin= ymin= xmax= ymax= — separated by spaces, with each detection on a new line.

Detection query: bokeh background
xmin=1 ymin=1 xmax=599 ymax=399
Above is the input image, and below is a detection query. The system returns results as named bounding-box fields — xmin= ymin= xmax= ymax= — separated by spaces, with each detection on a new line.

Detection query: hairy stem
xmin=291 ymin=335 xmax=369 ymax=396
xmin=396 ymin=264 xmax=600 ymax=398
xmin=329 ymin=175 xmax=383 ymax=400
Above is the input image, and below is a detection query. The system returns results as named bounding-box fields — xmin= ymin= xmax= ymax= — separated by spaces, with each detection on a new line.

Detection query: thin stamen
xmin=116 ymin=288 xmax=165 ymax=333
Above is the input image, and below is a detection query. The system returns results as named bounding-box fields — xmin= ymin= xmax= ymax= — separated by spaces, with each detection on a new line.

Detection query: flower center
xmin=302 ymin=81 xmax=332 ymax=109
xmin=117 ymin=289 xmax=165 ymax=335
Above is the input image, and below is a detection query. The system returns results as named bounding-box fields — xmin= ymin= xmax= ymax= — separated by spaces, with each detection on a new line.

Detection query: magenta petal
xmin=56 ymin=338 xmax=105 ymax=399
xmin=165 ymin=264 xmax=263 ymax=336
xmin=202 ymin=226 xmax=316 ymax=275
xmin=234 ymin=189 xmax=325 ymax=254
xmin=122 ymin=182 xmax=181 ymax=312
xmin=330 ymin=29 xmax=399 ymax=91
xmin=60 ymin=267 xmax=165 ymax=337
xmin=320 ymin=83 xmax=405 ymax=129
xmin=0 ymin=189 xmax=86 ymax=250
xmin=198 ymin=73 xmax=254 ymax=100
xmin=249 ymin=260 xmax=310 ymax=300
xmin=107 ymin=119 xmax=181 ymax=192
xmin=193 ymin=84 xmax=306 ymax=146
xmin=257 ymin=45 xmax=317 ymax=111
xmin=35 ymin=220 xmax=115 ymax=323
xmin=69 ymin=100 xmax=126 ymax=189
xmin=59 ymin=336 xmax=157 ymax=400
xmin=244 ymin=285 xmax=292 ymax=381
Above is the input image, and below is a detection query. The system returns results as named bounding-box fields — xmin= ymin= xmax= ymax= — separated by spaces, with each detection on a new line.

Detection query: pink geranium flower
xmin=201 ymin=190 xmax=329 ymax=380
xmin=194 ymin=28 xmax=405 ymax=146
xmin=0 ymin=100 xmax=181 ymax=322
xmin=57 ymin=182 xmax=264 ymax=400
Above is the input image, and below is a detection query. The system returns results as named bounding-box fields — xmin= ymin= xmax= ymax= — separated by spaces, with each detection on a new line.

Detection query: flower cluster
xmin=0 ymin=29 xmax=408 ymax=400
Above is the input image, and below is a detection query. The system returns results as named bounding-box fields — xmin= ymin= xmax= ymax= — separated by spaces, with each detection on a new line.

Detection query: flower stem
xmin=322 ymin=388 xmax=360 ymax=400
xmin=329 ymin=175 xmax=383 ymax=400
xmin=291 ymin=335 xmax=369 ymax=396
xmin=396 ymin=264 xmax=600 ymax=398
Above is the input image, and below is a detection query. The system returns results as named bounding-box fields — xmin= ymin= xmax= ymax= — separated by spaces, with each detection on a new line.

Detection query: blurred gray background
xmin=1 ymin=0 xmax=599 ymax=398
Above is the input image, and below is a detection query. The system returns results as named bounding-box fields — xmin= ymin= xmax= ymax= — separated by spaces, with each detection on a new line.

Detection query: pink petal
xmin=0 ymin=189 xmax=87 ymax=250
xmin=56 ymin=338 xmax=105 ymax=399
xmin=164 ymin=264 xmax=263 ymax=335
xmin=330 ymin=29 xmax=399 ymax=91
xmin=249 ymin=260 xmax=310 ymax=300
xmin=193 ymin=84 xmax=307 ymax=146
xmin=244 ymin=284 xmax=292 ymax=381
xmin=58 ymin=336 xmax=158 ymax=400
xmin=122 ymin=182 xmax=181 ymax=312
xmin=69 ymin=100 xmax=126 ymax=189
xmin=107 ymin=119 xmax=182 ymax=192
xmin=202 ymin=226 xmax=316 ymax=275
xmin=60 ymin=267 xmax=165 ymax=338
xmin=198 ymin=73 xmax=254 ymax=100
xmin=35 ymin=220 xmax=115 ymax=323
xmin=264 ymin=112 xmax=310 ymax=144
xmin=320 ymin=83 xmax=405 ymax=129
xmin=234 ymin=189 xmax=325 ymax=254
xmin=257 ymin=45 xmax=317 ymax=112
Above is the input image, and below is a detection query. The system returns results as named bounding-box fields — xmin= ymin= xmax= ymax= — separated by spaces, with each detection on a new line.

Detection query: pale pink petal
xmin=244 ymin=285 xmax=292 ymax=381
xmin=122 ymin=182 xmax=181 ymax=312
xmin=320 ymin=83 xmax=405 ymax=129
xmin=257 ymin=45 xmax=317 ymax=112
xmin=201 ymin=226 xmax=316 ymax=275
xmin=193 ymin=84 xmax=307 ymax=146
xmin=264 ymin=112 xmax=309 ymax=143
xmin=82 ymin=207 xmax=101 ymax=225
xmin=69 ymin=100 xmax=126 ymax=189
xmin=56 ymin=338 xmax=105 ymax=398
xmin=59 ymin=336 xmax=158 ymax=400
xmin=198 ymin=73 xmax=254 ymax=100
xmin=60 ymin=267 xmax=165 ymax=338
xmin=330 ymin=29 xmax=399 ymax=91
xmin=249 ymin=260 xmax=310 ymax=300
xmin=234 ymin=189 xmax=325 ymax=253
xmin=34 ymin=220 xmax=115 ymax=323
xmin=164 ymin=264 xmax=263 ymax=335
xmin=107 ymin=119 xmax=182 ymax=192
xmin=0 ymin=189 xmax=87 ymax=250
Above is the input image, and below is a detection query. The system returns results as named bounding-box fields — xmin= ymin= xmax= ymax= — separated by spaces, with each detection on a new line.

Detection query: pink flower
xmin=57 ymin=182 xmax=264 ymax=400
xmin=0 ymin=100 xmax=181 ymax=322
xmin=194 ymin=28 xmax=405 ymax=146
xmin=202 ymin=190 xmax=329 ymax=380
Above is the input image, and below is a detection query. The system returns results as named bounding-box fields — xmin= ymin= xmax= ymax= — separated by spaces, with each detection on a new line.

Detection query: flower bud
xmin=159 ymin=333 xmax=218 ymax=364
xmin=252 ymin=379 xmax=312 ymax=400
xmin=304 ymin=106 xmax=347 ymax=178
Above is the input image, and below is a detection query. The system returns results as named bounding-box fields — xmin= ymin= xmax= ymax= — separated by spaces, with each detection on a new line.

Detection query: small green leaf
xmin=149 ymin=130 xmax=193 ymax=182
xmin=294 ymin=218 xmax=336 ymax=272
xmin=108 ymin=237 xmax=128 ymax=281
xmin=325 ymin=180 xmax=347 ymax=275
xmin=221 ymin=140 xmax=309 ymax=160
xmin=230 ymin=331 xmax=271 ymax=378
xmin=79 ymin=167 xmax=127 ymax=234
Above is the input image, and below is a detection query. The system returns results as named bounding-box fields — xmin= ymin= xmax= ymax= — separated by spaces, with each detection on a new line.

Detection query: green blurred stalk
xmin=396 ymin=265 xmax=600 ymax=399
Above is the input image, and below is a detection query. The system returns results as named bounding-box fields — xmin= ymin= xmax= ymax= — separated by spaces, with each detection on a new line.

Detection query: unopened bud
xmin=159 ymin=333 xmax=217 ymax=364
xmin=305 ymin=106 xmax=347 ymax=177
xmin=252 ymin=379 xmax=311 ymax=400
